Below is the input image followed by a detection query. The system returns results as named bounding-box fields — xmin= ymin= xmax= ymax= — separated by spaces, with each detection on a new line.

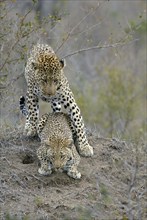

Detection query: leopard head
xmin=32 ymin=53 xmax=65 ymax=96
xmin=41 ymin=137 xmax=74 ymax=172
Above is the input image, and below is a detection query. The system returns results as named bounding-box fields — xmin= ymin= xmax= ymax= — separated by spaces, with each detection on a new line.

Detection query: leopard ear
xmin=31 ymin=62 xmax=38 ymax=70
xmin=60 ymin=59 xmax=66 ymax=69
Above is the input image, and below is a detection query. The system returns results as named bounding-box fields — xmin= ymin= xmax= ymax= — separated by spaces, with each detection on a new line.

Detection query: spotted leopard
xmin=23 ymin=43 xmax=93 ymax=157
xmin=20 ymin=96 xmax=81 ymax=179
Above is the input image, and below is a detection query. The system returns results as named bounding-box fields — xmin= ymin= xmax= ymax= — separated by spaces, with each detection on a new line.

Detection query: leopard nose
xmin=55 ymin=165 xmax=60 ymax=169
xmin=55 ymin=168 xmax=62 ymax=173
xmin=48 ymin=91 xmax=56 ymax=96
xmin=47 ymin=85 xmax=56 ymax=96
xmin=54 ymin=163 xmax=61 ymax=170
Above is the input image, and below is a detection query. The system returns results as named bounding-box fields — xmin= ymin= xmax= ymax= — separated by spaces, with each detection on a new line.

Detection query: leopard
xmin=20 ymin=96 xmax=81 ymax=179
xmin=23 ymin=43 xmax=93 ymax=157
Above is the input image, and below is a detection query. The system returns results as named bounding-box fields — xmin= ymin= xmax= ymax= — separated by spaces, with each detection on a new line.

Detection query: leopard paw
xmin=67 ymin=170 xmax=81 ymax=179
xmin=78 ymin=144 xmax=93 ymax=157
xmin=23 ymin=127 xmax=37 ymax=137
xmin=38 ymin=168 xmax=52 ymax=176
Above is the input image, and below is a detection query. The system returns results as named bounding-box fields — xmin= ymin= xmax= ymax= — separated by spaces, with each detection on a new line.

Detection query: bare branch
xmin=0 ymin=3 xmax=15 ymax=19
xmin=70 ymin=22 xmax=102 ymax=37
xmin=55 ymin=1 xmax=101 ymax=53
xmin=0 ymin=38 xmax=20 ymax=71
xmin=0 ymin=5 xmax=35 ymax=72
xmin=62 ymin=38 xmax=139 ymax=59
xmin=6 ymin=72 xmax=24 ymax=88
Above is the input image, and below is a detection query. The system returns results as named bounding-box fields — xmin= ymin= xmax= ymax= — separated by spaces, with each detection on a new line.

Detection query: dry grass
xmin=0 ymin=128 xmax=146 ymax=220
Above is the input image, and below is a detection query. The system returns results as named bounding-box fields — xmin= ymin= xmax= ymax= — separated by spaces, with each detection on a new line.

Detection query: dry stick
xmin=70 ymin=22 xmax=102 ymax=37
xmin=55 ymin=1 xmax=101 ymax=53
xmin=6 ymin=72 xmax=23 ymax=88
xmin=3 ymin=157 xmax=47 ymax=184
xmin=0 ymin=6 xmax=34 ymax=71
xmin=1 ymin=158 xmax=42 ymax=197
xmin=0 ymin=39 xmax=20 ymax=71
xmin=62 ymin=39 xmax=139 ymax=59
xmin=1 ymin=3 xmax=15 ymax=19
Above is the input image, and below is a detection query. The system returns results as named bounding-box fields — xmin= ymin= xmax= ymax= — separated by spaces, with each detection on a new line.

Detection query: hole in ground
xmin=22 ymin=154 xmax=35 ymax=164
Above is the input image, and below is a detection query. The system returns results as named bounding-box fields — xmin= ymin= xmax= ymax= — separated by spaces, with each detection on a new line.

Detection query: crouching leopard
xmin=23 ymin=43 xmax=93 ymax=157
xmin=20 ymin=96 xmax=81 ymax=179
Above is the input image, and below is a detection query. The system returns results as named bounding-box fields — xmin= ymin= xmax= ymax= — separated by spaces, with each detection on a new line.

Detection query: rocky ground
xmin=0 ymin=129 xmax=146 ymax=220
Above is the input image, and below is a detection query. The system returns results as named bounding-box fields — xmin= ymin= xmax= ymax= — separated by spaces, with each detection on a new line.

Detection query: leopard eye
xmin=41 ymin=79 xmax=47 ymax=84
xmin=53 ymin=79 xmax=58 ymax=84
xmin=68 ymin=157 xmax=72 ymax=161
xmin=61 ymin=155 xmax=64 ymax=159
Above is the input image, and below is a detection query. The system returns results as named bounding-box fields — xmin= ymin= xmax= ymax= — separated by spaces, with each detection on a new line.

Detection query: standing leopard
xmin=23 ymin=43 xmax=93 ymax=157
xmin=20 ymin=96 xmax=81 ymax=179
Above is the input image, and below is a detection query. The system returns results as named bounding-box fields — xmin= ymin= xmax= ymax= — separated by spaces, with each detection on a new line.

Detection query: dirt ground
xmin=0 ymin=129 xmax=146 ymax=220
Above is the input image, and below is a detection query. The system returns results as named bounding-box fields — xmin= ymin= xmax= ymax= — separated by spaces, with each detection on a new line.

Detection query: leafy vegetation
xmin=74 ymin=67 xmax=145 ymax=139
xmin=0 ymin=0 xmax=146 ymax=140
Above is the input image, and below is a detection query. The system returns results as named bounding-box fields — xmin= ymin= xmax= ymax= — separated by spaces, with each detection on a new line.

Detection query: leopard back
xmin=37 ymin=113 xmax=80 ymax=172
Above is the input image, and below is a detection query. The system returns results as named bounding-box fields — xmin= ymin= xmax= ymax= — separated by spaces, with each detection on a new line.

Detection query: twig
xmin=2 ymin=157 xmax=47 ymax=184
xmin=24 ymin=170 xmax=47 ymax=184
xmin=70 ymin=22 xmax=102 ymax=37
xmin=62 ymin=38 xmax=139 ymax=59
xmin=55 ymin=1 xmax=101 ymax=53
xmin=0 ymin=39 xmax=20 ymax=71
xmin=0 ymin=5 xmax=34 ymax=71
xmin=0 ymin=3 xmax=15 ymax=19
xmin=1 ymin=156 xmax=11 ymax=166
